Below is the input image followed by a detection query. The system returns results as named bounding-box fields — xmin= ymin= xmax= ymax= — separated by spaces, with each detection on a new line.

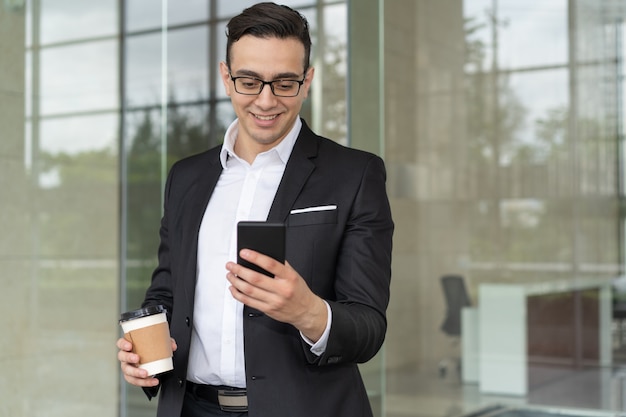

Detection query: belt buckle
xmin=218 ymin=389 xmax=248 ymax=412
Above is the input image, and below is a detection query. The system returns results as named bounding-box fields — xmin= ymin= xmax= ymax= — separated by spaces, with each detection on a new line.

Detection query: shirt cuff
xmin=300 ymin=300 xmax=332 ymax=356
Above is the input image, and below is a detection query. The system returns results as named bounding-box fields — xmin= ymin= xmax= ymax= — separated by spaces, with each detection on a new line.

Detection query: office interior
xmin=2 ymin=1 xmax=626 ymax=416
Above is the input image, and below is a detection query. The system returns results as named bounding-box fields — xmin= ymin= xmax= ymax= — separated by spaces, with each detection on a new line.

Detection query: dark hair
xmin=226 ymin=2 xmax=312 ymax=71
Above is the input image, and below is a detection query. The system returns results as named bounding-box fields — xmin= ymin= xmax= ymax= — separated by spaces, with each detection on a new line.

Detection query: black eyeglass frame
xmin=228 ymin=71 xmax=307 ymax=97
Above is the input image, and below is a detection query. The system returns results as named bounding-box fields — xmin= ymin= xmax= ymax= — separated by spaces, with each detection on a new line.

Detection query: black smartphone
xmin=237 ymin=221 xmax=286 ymax=277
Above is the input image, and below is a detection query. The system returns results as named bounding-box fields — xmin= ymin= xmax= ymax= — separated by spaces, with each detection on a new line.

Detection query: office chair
xmin=438 ymin=274 xmax=472 ymax=378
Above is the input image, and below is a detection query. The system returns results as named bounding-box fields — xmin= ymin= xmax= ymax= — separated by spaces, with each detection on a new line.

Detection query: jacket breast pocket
xmin=288 ymin=205 xmax=338 ymax=227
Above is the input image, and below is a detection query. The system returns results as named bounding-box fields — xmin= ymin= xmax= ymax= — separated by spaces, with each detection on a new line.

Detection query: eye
xmin=275 ymin=81 xmax=297 ymax=91
xmin=239 ymin=78 xmax=261 ymax=89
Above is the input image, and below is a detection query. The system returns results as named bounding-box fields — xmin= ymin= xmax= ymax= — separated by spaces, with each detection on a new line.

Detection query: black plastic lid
xmin=120 ymin=305 xmax=166 ymax=322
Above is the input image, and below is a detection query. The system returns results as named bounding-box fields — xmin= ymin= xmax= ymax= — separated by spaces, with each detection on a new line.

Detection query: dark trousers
xmin=181 ymin=389 xmax=248 ymax=417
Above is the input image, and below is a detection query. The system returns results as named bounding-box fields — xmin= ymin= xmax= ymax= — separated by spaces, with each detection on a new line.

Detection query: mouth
xmin=252 ymin=113 xmax=279 ymax=121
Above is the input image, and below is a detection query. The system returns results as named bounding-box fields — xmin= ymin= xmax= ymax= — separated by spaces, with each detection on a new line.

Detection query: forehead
xmin=229 ymin=35 xmax=306 ymax=76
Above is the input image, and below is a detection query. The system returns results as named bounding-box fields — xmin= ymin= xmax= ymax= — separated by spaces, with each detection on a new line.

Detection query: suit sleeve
xmin=142 ymin=165 xmax=176 ymax=314
xmin=307 ymin=155 xmax=394 ymax=366
xmin=139 ymin=166 xmax=177 ymax=399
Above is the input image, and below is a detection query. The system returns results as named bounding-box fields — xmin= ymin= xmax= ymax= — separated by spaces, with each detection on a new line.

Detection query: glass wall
xmin=2 ymin=0 xmax=626 ymax=416
xmin=1 ymin=1 xmax=120 ymax=416
xmin=381 ymin=0 xmax=624 ymax=416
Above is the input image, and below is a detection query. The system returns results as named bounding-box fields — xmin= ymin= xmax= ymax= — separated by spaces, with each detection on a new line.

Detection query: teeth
xmin=255 ymin=114 xmax=277 ymax=121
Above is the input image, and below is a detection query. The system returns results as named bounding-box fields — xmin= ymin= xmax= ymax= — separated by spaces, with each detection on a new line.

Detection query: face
xmin=220 ymin=35 xmax=314 ymax=157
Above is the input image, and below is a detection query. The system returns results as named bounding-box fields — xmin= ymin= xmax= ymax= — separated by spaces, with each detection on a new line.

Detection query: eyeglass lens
xmin=234 ymin=77 xmax=301 ymax=97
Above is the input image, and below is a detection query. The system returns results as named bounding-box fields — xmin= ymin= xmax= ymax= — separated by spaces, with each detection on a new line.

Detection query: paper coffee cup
xmin=120 ymin=305 xmax=173 ymax=376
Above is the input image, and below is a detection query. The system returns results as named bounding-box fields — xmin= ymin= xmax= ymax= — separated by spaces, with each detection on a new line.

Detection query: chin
xmin=252 ymin=135 xmax=282 ymax=146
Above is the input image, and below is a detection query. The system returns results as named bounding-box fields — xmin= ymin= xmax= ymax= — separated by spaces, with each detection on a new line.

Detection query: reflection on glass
xmin=508 ymin=69 xmax=567 ymax=157
xmin=127 ymin=0 xmax=210 ymax=33
xmin=38 ymin=114 xmax=118 ymax=188
xmin=384 ymin=0 xmax=622 ymax=412
xmin=126 ymin=28 xmax=210 ymax=107
xmin=164 ymin=104 xmax=212 ymax=160
xmin=168 ymin=27 xmax=209 ymax=103
xmin=216 ymin=101 xmax=236 ymax=139
xmin=39 ymin=41 xmax=117 ymax=115
xmin=26 ymin=0 xmax=32 ymax=46
xmin=215 ymin=21 xmax=229 ymax=100
xmin=126 ymin=0 xmax=162 ymax=33
xmin=40 ymin=0 xmax=117 ymax=44
xmin=39 ymin=114 xmax=118 ymax=156
xmin=319 ymin=3 xmax=347 ymax=145
xmin=300 ymin=8 xmax=317 ymax=45
xmin=217 ymin=1 xmax=313 ymax=18
xmin=126 ymin=33 xmax=162 ymax=107
xmin=25 ymin=50 xmax=32 ymax=118
xmin=463 ymin=0 xmax=567 ymax=71
xmin=168 ymin=0 xmax=209 ymax=26
xmin=461 ymin=0 xmax=616 ymax=277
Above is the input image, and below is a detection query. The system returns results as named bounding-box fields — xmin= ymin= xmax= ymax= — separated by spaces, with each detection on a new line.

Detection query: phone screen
xmin=237 ymin=221 xmax=286 ymax=277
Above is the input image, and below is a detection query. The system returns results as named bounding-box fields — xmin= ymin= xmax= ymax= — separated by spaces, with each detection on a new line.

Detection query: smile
xmin=253 ymin=113 xmax=278 ymax=121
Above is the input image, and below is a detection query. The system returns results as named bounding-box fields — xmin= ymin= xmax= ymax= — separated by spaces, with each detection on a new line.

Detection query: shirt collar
xmin=219 ymin=117 xmax=302 ymax=168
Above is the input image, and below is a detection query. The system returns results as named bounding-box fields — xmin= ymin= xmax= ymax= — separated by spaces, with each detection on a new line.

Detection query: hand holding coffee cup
xmin=119 ymin=305 xmax=174 ymax=376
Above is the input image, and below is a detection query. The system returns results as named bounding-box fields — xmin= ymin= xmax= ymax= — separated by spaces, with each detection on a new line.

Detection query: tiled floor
xmin=385 ymin=361 xmax=626 ymax=417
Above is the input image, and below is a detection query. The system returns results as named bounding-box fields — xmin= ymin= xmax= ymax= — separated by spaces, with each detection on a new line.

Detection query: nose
xmin=254 ymin=83 xmax=278 ymax=108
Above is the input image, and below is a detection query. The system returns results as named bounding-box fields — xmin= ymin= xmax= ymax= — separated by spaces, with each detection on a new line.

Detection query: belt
xmin=186 ymin=381 xmax=248 ymax=412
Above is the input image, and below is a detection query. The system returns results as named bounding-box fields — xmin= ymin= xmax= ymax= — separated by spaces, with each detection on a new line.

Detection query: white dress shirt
xmin=187 ymin=117 xmax=331 ymax=388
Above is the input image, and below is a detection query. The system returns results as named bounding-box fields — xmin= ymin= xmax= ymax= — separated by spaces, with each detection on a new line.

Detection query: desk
xmin=462 ymin=278 xmax=612 ymax=396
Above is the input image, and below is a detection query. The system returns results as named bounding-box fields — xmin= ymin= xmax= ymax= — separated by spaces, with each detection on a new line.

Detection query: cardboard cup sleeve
xmin=120 ymin=305 xmax=173 ymax=376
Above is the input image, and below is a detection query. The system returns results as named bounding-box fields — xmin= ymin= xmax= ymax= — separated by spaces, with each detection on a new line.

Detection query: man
xmin=117 ymin=3 xmax=394 ymax=417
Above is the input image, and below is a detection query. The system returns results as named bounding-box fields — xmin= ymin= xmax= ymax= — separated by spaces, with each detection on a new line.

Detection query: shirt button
xmin=185 ymin=317 xmax=190 ymax=326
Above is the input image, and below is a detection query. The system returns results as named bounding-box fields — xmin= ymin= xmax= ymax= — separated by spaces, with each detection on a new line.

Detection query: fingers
xmin=226 ymin=249 xmax=285 ymax=284
xmin=226 ymin=269 xmax=268 ymax=307
xmin=116 ymin=337 xmax=160 ymax=387
xmin=117 ymin=337 xmax=138 ymax=364
xmin=116 ymin=336 xmax=132 ymax=352
xmin=227 ymin=253 xmax=311 ymax=324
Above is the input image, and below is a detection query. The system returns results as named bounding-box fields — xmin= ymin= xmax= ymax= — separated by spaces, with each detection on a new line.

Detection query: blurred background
xmin=2 ymin=1 xmax=626 ymax=416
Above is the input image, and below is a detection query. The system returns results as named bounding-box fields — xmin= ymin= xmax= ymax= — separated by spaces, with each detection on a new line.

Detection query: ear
xmin=301 ymin=66 xmax=315 ymax=99
xmin=219 ymin=61 xmax=233 ymax=97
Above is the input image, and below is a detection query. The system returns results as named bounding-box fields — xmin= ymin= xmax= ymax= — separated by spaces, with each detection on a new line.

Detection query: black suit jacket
xmin=142 ymin=120 xmax=394 ymax=417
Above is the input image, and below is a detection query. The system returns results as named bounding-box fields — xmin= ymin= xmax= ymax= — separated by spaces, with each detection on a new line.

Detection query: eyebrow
xmin=232 ymin=68 xmax=303 ymax=80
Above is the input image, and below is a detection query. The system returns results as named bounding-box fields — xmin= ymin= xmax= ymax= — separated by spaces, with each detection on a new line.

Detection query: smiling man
xmin=222 ymin=36 xmax=313 ymax=161
xmin=116 ymin=3 xmax=394 ymax=417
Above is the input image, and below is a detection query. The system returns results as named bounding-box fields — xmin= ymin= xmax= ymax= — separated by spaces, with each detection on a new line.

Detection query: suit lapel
xmin=267 ymin=120 xmax=318 ymax=223
xmin=181 ymin=150 xmax=223 ymax=305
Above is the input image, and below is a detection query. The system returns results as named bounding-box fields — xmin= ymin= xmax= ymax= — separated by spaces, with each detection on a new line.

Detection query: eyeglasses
xmin=229 ymin=72 xmax=306 ymax=97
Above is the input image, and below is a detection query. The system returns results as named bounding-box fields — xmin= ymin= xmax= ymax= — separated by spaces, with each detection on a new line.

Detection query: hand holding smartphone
xmin=237 ymin=221 xmax=286 ymax=277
